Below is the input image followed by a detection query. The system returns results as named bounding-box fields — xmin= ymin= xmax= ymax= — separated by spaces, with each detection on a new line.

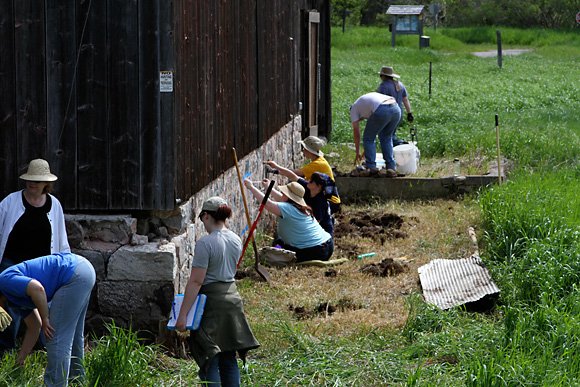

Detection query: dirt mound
xmin=289 ymin=298 xmax=362 ymax=319
xmin=359 ymin=258 xmax=407 ymax=277
xmin=334 ymin=211 xmax=412 ymax=246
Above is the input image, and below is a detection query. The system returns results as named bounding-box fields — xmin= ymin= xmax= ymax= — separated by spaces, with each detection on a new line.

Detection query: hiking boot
xmin=386 ymin=169 xmax=398 ymax=178
xmin=359 ymin=169 xmax=371 ymax=177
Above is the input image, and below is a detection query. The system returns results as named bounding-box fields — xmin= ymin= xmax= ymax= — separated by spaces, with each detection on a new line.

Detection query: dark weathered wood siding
xmin=0 ymin=0 xmax=330 ymax=210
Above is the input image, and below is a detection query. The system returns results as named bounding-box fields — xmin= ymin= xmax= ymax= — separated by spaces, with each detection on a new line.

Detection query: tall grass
xmin=330 ymin=26 xmax=580 ymax=172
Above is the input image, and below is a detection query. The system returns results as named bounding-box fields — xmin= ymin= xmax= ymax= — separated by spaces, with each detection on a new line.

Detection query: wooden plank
xmin=159 ymin=0 xmax=175 ymax=209
xmin=14 ymin=1 xmax=47 ymax=164
xmin=139 ymin=0 xmax=160 ymax=209
xmin=45 ymin=0 xmax=77 ymax=208
xmin=77 ymin=0 xmax=108 ymax=209
xmin=107 ymin=0 xmax=140 ymax=209
xmin=0 ymin=1 xmax=17 ymax=198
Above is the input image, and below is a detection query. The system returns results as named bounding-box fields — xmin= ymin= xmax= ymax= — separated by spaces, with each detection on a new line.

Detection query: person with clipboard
xmin=174 ymin=196 xmax=259 ymax=386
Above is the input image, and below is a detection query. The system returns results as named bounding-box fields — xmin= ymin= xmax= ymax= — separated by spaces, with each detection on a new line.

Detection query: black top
xmin=297 ymin=178 xmax=334 ymax=236
xmin=3 ymin=192 xmax=52 ymax=264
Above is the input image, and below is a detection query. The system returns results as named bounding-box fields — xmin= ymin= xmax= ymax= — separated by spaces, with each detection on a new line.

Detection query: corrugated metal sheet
xmin=418 ymin=254 xmax=500 ymax=310
xmin=386 ymin=5 xmax=425 ymax=15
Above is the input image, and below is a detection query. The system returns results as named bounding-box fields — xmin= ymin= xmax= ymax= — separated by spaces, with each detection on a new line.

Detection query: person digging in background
xmin=0 ymin=158 xmax=70 ymax=354
xmin=282 ymin=135 xmax=341 ymax=213
xmin=350 ymin=92 xmax=401 ymax=177
xmin=264 ymin=161 xmax=334 ymax=236
xmin=175 ymin=197 xmax=259 ymax=386
xmin=0 ymin=252 xmax=95 ymax=387
xmin=376 ymin=66 xmax=414 ymax=147
xmin=244 ymin=179 xmax=333 ymax=263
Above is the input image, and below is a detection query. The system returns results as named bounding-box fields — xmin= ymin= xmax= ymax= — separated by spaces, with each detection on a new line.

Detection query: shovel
xmin=237 ymin=178 xmax=275 ymax=272
xmin=232 ymin=148 xmax=272 ymax=282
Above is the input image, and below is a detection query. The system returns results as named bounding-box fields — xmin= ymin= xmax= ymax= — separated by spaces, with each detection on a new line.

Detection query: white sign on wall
xmin=160 ymin=71 xmax=173 ymax=92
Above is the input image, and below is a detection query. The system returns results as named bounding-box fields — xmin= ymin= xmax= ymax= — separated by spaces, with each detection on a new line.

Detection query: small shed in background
xmin=386 ymin=5 xmax=427 ymax=48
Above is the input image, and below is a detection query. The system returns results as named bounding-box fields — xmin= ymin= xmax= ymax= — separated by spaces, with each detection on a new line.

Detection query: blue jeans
xmin=0 ymin=258 xmax=20 ymax=353
xmin=199 ymin=351 xmax=241 ymax=386
xmin=363 ymin=103 xmax=401 ymax=170
xmin=45 ymin=256 xmax=96 ymax=387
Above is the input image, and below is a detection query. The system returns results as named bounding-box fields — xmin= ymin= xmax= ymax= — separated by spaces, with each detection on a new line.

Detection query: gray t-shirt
xmin=192 ymin=229 xmax=242 ymax=285
xmin=350 ymin=92 xmax=395 ymax=122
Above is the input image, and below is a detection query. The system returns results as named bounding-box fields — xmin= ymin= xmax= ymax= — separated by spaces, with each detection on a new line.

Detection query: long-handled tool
xmin=237 ymin=179 xmax=275 ymax=271
xmin=233 ymin=148 xmax=272 ymax=281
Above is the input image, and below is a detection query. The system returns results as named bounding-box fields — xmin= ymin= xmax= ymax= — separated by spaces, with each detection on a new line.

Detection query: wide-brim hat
xmin=377 ymin=66 xmax=400 ymax=78
xmin=19 ymin=159 xmax=58 ymax=182
xmin=279 ymin=182 xmax=307 ymax=207
xmin=298 ymin=136 xmax=325 ymax=157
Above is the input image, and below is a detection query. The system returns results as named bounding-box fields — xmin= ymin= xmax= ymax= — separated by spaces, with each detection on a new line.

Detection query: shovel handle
xmin=238 ymin=180 xmax=275 ymax=267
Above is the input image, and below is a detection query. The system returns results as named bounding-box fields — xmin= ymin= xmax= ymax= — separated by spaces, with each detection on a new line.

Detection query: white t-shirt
xmin=350 ymin=92 xmax=395 ymax=123
xmin=192 ymin=229 xmax=242 ymax=285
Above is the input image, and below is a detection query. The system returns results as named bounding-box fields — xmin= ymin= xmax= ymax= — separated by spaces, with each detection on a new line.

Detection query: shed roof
xmin=386 ymin=5 xmax=425 ymax=15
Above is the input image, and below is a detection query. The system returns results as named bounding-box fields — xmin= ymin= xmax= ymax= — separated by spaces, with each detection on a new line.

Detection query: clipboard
xmin=167 ymin=294 xmax=206 ymax=331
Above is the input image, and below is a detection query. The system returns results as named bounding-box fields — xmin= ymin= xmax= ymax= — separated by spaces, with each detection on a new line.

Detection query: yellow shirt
xmin=300 ymin=157 xmax=341 ymax=204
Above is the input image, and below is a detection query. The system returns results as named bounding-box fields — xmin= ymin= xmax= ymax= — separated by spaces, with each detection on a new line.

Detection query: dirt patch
xmin=360 ymin=258 xmax=407 ymax=277
xmin=289 ymin=298 xmax=362 ymax=319
xmin=334 ymin=211 xmax=415 ymax=251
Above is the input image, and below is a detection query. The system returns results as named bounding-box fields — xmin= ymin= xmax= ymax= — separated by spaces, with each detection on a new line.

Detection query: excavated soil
xmin=289 ymin=298 xmax=363 ymax=319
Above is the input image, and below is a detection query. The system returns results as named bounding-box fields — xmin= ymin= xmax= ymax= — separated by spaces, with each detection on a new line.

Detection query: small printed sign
xmin=160 ymin=71 xmax=173 ymax=92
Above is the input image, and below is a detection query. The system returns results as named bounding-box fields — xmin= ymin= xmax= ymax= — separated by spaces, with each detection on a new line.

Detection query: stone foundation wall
xmin=66 ymin=116 xmax=303 ymax=338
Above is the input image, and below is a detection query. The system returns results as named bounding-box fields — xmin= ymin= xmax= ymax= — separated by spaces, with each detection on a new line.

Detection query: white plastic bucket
xmin=394 ymin=144 xmax=420 ymax=175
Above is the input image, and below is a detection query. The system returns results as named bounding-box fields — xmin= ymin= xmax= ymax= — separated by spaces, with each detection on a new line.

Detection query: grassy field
xmin=3 ymin=26 xmax=580 ymax=386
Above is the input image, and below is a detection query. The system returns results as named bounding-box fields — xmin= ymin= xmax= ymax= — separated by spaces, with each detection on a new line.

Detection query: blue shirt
xmin=276 ymin=202 xmax=331 ymax=249
xmin=0 ymin=252 xmax=78 ymax=309
xmin=378 ymin=80 xmax=408 ymax=110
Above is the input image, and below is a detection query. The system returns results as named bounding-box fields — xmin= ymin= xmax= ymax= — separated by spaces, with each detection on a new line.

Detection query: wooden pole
xmin=497 ymin=30 xmax=502 ymax=68
xmin=495 ymin=114 xmax=502 ymax=186
xmin=429 ymin=62 xmax=432 ymax=99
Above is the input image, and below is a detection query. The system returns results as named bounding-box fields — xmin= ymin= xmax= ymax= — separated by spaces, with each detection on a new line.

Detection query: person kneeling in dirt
xmin=244 ymin=179 xmax=333 ymax=263
xmin=0 ymin=252 xmax=95 ymax=387
xmin=280 ymin=135 xmax=341 ymax=214
xmin=264 ymin=161 xmax=334 ymax=236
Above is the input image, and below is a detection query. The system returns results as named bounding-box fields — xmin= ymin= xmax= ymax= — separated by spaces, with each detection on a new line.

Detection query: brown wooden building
xmin=0 ymin=0 xmax=331 ymax=211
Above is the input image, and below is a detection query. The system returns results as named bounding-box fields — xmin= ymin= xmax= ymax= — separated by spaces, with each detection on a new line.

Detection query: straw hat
xmin=377 ymin=66 xmax=400 ymax=78
xmin=298 ymin=136 xmax=325 ymax=157
xmin=19 ymin=159 xmax=58 ymax=181
xmin=278 ymin=182 xmax=307 ymax=207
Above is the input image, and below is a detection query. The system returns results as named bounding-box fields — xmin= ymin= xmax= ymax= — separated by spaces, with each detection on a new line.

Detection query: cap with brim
xmin=202 ymin=196 xmax=227 ymax=212
xmin=278 ymin=182 xmax=307 ymax=207
xmin=19 ymin=159 xmax=58 ymax=181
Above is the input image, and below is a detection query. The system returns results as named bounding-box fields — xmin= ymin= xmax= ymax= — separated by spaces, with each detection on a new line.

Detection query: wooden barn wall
xmin=0 ymin=0 xmax=330 ymax=210
xmin=0 ymin=0 xmax=174 ymax=210
xmin=174 ymin=0 xmax=330 ymax=201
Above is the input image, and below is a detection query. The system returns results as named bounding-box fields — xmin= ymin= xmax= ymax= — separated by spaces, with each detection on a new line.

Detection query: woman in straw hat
xmin=376 ymin=66 xmax=414 ymax=146
xmin=175 ymin=196 xmax=259 ymax=386
xmin=0 ymin=158 xmax=70 ymax=353
xmin=244 ymin=179 xmax=333 ymax=263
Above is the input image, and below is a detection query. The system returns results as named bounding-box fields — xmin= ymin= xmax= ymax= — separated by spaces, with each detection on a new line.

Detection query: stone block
xmin=107 ymin=243 xmax=177 ymax=282
xmin=97 ymin=280 xmax=174 ymax=330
